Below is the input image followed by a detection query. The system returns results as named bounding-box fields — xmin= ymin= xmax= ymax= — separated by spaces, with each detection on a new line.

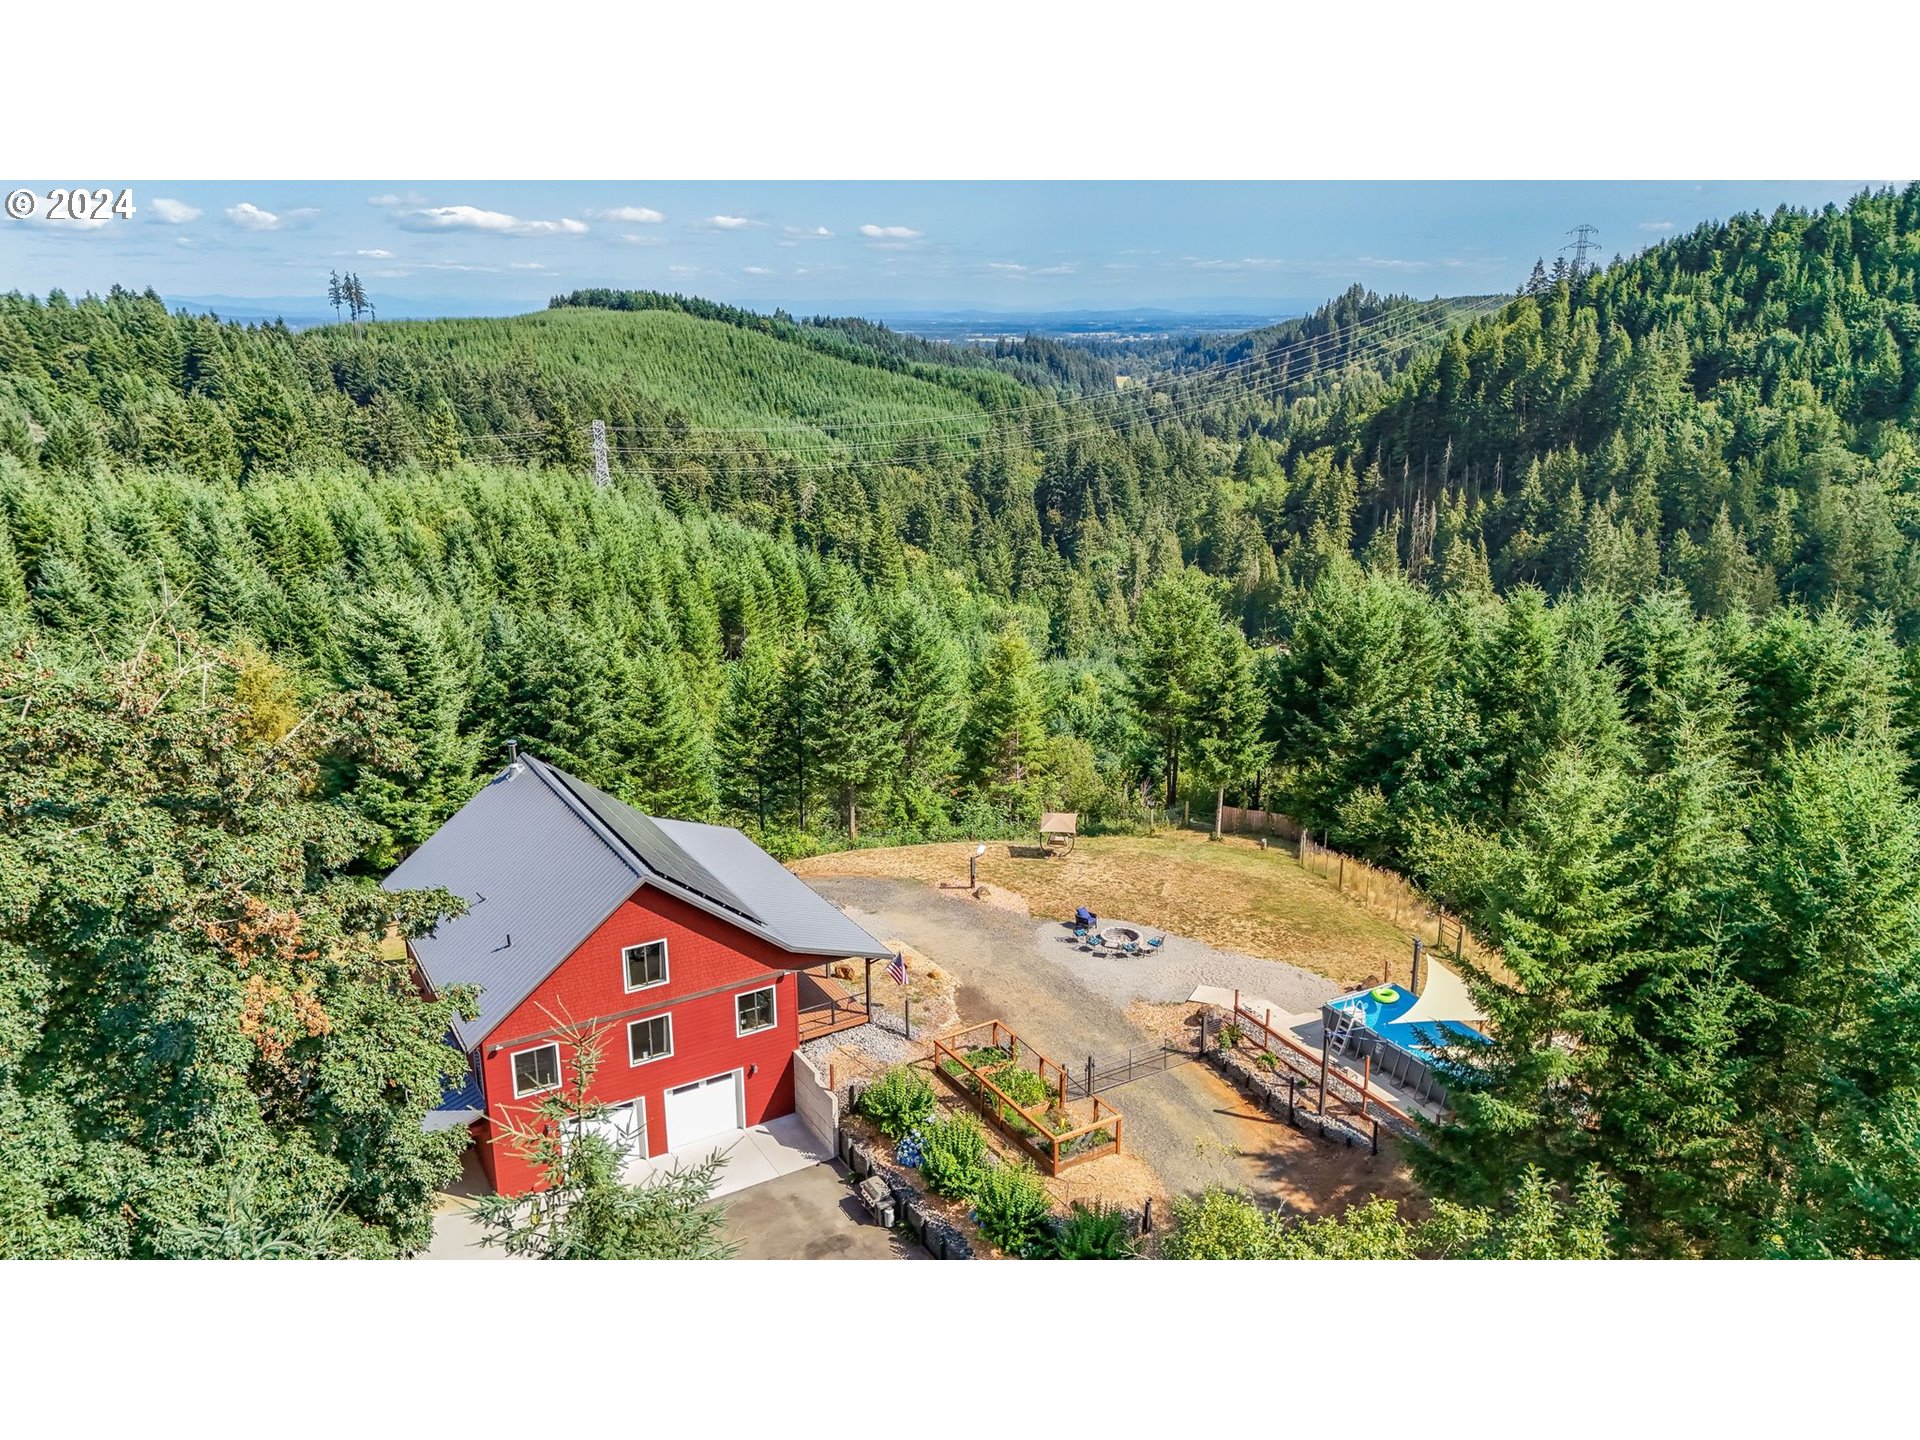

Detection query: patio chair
xmin=1122 ymin=941 xmax=1139 ymax=957
xmin=1089 ymin=934 xmax=1106 ymax=951
xmin=1146 ymin=936 xmax=1165 ymax=951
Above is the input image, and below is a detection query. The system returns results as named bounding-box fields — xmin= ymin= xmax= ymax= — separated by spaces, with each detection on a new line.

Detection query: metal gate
xmin=1068 ymin=1044 xmax=1196 ymax=1098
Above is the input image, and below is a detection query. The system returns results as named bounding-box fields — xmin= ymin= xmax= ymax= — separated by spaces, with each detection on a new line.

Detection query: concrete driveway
xmin=724 ymin=1160 xmax=927 ymax=1259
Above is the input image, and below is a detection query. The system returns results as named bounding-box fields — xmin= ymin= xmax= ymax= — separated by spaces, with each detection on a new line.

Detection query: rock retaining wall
xmin=838 ymin=1082 xmax=975 ymax=1259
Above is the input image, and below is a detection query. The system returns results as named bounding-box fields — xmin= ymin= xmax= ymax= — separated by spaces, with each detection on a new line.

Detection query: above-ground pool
xmin=1332 ymin=987 xmax=1486 ymax=1057
xmin=1324 ymin=987 xmax=1488 ymax=1107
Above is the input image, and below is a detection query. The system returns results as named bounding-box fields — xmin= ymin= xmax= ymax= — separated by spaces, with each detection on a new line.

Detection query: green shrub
xmin=1257 ymin=1050 xmax=1281 ymax=1072
xmin=963 ymin=1046 xmax=1012 ymax=1068
xmin=1217 ymin=1021 xmax=1245 ymax=1051
xmin=1159 ymin=1190 xmax=1280 ymax=1259
xmin=918 ymin=1115 xmax=990 ymax=1200
xmin=1045 ymin=1201 xmax=1137 ymax=1259
xmin=987 ymin=1062 xmax=1050 ymax=1108
xmin=856 ymin=1065 xmax=935 ymax=1140
xmin=971 ymin=1162 xmax=1054 ymax=1254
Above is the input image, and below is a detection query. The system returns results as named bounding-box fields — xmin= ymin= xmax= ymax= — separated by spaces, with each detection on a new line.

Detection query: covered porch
xmin=796 ymin=958 xmax=878 ymax=1043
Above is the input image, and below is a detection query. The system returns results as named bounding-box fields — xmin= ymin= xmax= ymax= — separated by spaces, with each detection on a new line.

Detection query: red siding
xmin=474 ymin=884 xmax=814 ymax=1195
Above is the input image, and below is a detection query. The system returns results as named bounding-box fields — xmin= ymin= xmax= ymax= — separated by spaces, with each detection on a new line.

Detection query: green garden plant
xmin=970 ymin=1162 xmax=1054 ymax=1254
xmin=1045 ymin=1201 xmax=1138 ymax=1259
xmin=857 ymin=1065 xmax=935 ymax=1140
xmin=917 ymin=1115 xmax=991 ymax=1200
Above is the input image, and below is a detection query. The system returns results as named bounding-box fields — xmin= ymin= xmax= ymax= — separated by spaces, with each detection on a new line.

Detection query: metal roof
xmin=383 ymin=754 xmax=890 ymax=1049
xmin=425 ymin=1057 xmax=486 ymax=1132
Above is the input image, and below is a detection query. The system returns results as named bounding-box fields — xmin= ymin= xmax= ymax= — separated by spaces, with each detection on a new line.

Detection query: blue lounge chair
xmin=1147 ymin=936 xmax=1165 ymax=951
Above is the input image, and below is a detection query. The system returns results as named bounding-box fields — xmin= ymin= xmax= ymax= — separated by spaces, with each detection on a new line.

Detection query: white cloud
xmin=743 ymin=266 xmax=773 ymax=276
xmin=619 ymin=232 xmax=666 ymax=246
xmin=150 ymin=197 xmax=201 ymax=225
xmin=859 ymin=223 xmax=922 ymax=240
xmin=705 ymin=214 xmax=756 ymax=230
xmin=784 ymin=225 xmax=834 ymax=239
xmin=394 ymin=204 xmax=588 ymax=237
xmin=1639 ymin=219 xmax=1675 ymax=232
xmin=1188 ymin=255 xmax=1285 ymax=270
xmin=355 ymin=248 xmax=394 ymax=258
xmin=988 ymin=261 xmax=1027 ymax=272
xmin=590 ymin=205 xmax=665 ymax=224
xmin=225 ymin=202 xmax=318 ymax=232
xmin=509 ymin=261 xmax=548 ymax=270
xmin=367 ymin=192 xmax=426 ymax=208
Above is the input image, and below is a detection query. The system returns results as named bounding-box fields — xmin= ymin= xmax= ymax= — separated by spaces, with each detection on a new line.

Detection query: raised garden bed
xmin=930 ymin=1020 xmax=1123 ymax=1174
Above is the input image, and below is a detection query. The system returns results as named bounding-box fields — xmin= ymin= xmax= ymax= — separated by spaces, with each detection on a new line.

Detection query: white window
xmin=736 ymin=985 xmax=776 ymax=1036
xmin=629 ymin=1014 xmax=673 ymax=1066
xmin=623 ymin=939 xmax=669 ymax=992
xmin=511 ymin=1042 xmax=561 ymax=1098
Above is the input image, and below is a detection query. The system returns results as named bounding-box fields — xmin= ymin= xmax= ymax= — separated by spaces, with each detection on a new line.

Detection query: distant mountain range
xmin=163 ymin=292 xmax=1321 ymax=340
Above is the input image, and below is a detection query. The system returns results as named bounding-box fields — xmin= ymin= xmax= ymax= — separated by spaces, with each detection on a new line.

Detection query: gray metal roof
xmin=384 ymin=754 xmax=890 ymax=1049
xmin=651 ymin=817 xmax=893 ymax=960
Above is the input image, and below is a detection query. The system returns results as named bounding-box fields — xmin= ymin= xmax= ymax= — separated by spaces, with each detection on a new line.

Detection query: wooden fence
xmin=1297 ymin=829 xmax=1477 ymax=969
xmin=1219 ymin=993 xmax=1420 ymax=1130
xmin=1215 ymin=805 xmax=1303 ymax=841
xmin=929 ymin=1020 xmax=1124 ymax=1174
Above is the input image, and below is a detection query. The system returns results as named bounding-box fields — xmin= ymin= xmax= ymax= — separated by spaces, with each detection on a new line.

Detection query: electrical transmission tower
xmin=1563 ymin=224 xmax=1601 ymax=275
xmin=591 ymin=419 xmax=610 ymax=487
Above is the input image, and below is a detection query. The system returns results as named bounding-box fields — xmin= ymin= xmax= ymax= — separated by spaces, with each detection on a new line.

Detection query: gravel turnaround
xmin=1035 ymin=917 xmax=1339 ymax=1017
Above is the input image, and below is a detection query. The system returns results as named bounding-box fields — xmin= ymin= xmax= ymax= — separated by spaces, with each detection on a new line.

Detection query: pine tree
xmin=1195 ymin=623 xmax=1270 ymax=839
xmin=1415 ymin=754 xmax=1643 ymax=1205
xmin=875 ymin=592 xmax=963 ymax=826
xmin=1123 ymin=571 xmax=1219 ymax=807
xmin=807 ymin=606 xmax=892 ymax=840
xmin=714 ymin=636 xmax=784 ymax=830
xmin=334 ymin=587 xmax=482 ymax=864
xmin=957 ymin=625 xmax=1049 ymax=821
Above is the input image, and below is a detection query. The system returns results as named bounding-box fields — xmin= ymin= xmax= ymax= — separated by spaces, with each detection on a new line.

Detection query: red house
xmin=386 ymin=749 xmax=891 ymax=1195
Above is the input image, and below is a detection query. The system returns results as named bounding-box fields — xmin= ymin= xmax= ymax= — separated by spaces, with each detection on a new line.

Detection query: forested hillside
xmin=4 ymin=183 xmax=1920 ymax=1256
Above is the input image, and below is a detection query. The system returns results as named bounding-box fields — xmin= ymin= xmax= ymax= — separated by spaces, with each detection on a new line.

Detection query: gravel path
xmin=1032 ymin=917 xmax=1339 ymax=1016
xmin=806 ymin=876 xmax=1339 ymax=1203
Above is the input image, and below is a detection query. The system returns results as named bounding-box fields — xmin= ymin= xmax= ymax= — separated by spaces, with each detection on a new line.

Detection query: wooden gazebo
xmin=1038 ymin=811 xmax=1079 ymax=855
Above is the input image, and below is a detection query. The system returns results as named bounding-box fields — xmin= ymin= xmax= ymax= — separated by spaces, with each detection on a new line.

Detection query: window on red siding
xmin=512 ymin=1043 xmax=561 ymax=1097
xmin=623 ymin=940 xmax=669 ymax=991
xmin=629 ymin=1014 xmax=672 ymax=1065
xmin=736 ymin=986 xmax=776 ymax=1036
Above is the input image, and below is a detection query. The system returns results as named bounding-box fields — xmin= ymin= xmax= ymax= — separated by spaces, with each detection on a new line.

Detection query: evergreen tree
xmin=714 ymin=636 xmax=784 ymax=830
xmin=807 ymin=606 xmax=892 ymax=840
xmin=957 ymin=625 xmax=1049 ymax=821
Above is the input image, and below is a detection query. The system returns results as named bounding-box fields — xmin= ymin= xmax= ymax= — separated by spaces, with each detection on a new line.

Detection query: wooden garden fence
xmin=929 ymin=1020 xmax=1124 ymax=1175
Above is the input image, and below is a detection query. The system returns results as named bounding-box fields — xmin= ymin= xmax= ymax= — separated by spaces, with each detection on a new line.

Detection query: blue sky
xmin=0 ymin=180 xmax=1886 ymax=318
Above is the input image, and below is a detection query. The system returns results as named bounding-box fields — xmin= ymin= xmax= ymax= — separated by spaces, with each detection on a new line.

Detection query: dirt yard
xmin=797 ymin=830 xmax=1411 ymax=990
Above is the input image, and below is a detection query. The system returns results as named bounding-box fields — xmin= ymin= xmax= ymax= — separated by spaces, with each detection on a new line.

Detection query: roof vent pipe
xmin=505 ymin=739 xmax=520 ymax=764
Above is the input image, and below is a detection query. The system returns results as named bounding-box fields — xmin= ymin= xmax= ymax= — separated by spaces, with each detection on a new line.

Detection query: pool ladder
xmin=1328 ymin=1004 xmax=1364 ymax=1061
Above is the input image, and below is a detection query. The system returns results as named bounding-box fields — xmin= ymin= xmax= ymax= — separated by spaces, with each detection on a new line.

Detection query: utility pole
xmin=1563 ymin=223 xmax=1600 ymax=276
xmin=591 ymin=419 xmax=610 ymax=488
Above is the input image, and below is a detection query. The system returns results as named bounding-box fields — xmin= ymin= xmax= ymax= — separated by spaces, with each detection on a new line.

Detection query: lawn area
xmin=794 ymin=829 xmax=1413 ymax=990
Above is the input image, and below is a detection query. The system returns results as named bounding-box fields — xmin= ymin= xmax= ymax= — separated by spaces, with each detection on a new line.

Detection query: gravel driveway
xmin=809 ymin=876 xmax=1343 ymax=1202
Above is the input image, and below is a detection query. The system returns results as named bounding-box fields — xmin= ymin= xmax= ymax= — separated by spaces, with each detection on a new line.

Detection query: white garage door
xmin=664 ymin=1071 xmax=741 ymax=1150
xmin=565 ymin=1102 xmax=647 ymax=1179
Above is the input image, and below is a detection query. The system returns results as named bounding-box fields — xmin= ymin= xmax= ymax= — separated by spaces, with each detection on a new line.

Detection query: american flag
xmin=888 ymin=950 xmax=908 ymax=986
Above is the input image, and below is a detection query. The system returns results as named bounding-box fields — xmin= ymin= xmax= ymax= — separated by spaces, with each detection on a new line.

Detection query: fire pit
xmin=1104 ymin=926 xmax=1140 ymax=945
